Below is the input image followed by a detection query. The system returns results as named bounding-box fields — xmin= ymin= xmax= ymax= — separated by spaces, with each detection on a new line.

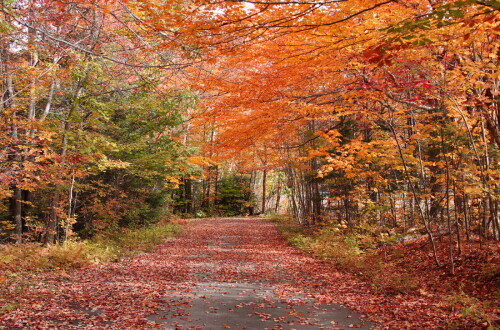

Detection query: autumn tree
xmin=0 ymin=0 xmax=200 ymax=242
xmin=177 ymin=0 xmax=499 ymax=268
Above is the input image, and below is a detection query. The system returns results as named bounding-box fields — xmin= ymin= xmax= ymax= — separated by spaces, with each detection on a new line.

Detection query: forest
xmin=0 ymin=0 xmax=499 ymax=327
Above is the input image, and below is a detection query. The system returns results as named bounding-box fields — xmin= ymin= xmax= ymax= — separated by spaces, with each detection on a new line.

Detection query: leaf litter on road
xmin=0 ymin=218 xmax=475 ymax=329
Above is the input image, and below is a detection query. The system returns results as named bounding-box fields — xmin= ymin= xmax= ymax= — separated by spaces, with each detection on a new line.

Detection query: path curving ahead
xmin=2 ymin=218 xmax=376 ymax=329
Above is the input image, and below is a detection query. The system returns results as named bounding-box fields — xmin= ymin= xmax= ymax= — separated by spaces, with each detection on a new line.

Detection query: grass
xmin=0 ymin=222 xmax=183 ymax=274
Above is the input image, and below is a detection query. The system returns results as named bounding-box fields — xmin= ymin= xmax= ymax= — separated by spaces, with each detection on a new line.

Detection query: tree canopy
xmin=0 ymin=0 xmax=498 ymax=267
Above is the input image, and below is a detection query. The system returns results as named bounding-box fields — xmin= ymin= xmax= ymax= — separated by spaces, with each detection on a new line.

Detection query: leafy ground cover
xmin=0 ymin=217 xmax=496 ymax=329
xmin=273 ymin=216 xmax=499 ymax=328
xmin=0 ymin=222 xmax=183 ymax=274
xmin=0 ymin=222 xmax=182 ymax=317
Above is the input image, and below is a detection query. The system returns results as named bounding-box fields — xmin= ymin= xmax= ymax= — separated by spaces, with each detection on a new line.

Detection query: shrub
xmin=288 ymin=234 xmax=314 ymax=250
xmin=0 ymin=223 xmax=182 ymax=274
xmin=273 ymin=216 xmax=418 ymax=294
xmin=444 ymin=290 xmax=495 ymax=327
xmin=370 ymin=267 xmax=418 ymax=293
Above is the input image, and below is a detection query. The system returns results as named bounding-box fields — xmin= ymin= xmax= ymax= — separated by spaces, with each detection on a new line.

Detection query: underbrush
xmin=0 ymin=223 xmax=182 ymax=274
xmin=272 ymin=215 xmax=499 ymax=327
xmin=274 ymin=216 xmax=416 ymax=293
xmin=0 ymin=222 xmax=183 ymax=314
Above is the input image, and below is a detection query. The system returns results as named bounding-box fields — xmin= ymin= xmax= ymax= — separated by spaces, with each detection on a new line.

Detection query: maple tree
xmin=0 ymin=0 xmax=496 ymax=265
xmin=0 ymin=0 xmax=200 ymax=242
xmin=0 ymin=0 xmax=498 ymax=327
xmin=2 ymin=0 xmax=495 ymax=254
xmin=177 ymin=0 xmax=500 ymax=263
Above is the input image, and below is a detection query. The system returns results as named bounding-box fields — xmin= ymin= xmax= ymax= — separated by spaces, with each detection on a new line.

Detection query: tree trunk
xmin=184 ymin=178 xmax=193 ymax=214
xmin=442 ymin=132 xmax=454 ymax=275
xmin=262 ymin=169 xmax=267 ymax=214
xmin=275 ymin=184 xmax=281 ymax=214
xmin=10 ymin=187 xmax=23 ymax=243
xmin=46 ymin=193 xmax=60 ymax=244
xmin=389 ymin=122 xmax=441 ymax=267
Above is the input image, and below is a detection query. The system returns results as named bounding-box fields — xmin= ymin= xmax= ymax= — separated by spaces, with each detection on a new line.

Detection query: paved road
xmin=149 ymin=218 xmax=374 ymax=329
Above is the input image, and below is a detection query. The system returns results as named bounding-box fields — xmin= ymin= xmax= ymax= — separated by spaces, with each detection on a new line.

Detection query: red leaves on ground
xmin=0 ymin=218 xmax=493 ymax=328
